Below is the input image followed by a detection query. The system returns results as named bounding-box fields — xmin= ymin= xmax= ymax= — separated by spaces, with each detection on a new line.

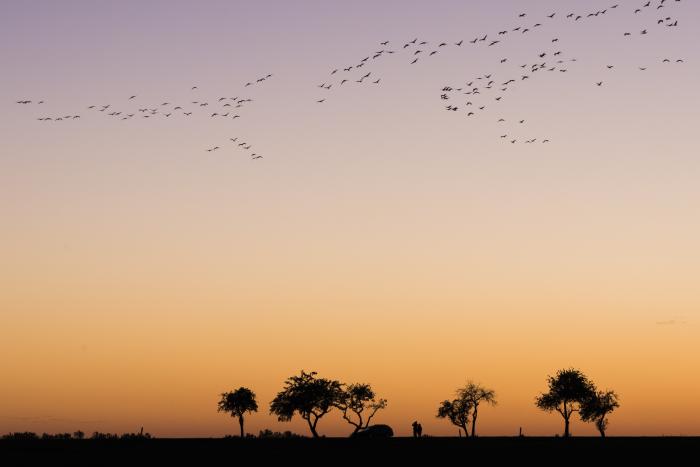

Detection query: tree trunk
xmin=308 ymin=418 xmax=319 ymax=438
xmin=471 ymin=406 xmax=478 ymax=437
xmin=239 ymin=415 xmax=244 ymax=438
xmin=564 ymin=416 xmax=570 ymax=438
xmin=598 ymin=420 xmax=606 ymax=438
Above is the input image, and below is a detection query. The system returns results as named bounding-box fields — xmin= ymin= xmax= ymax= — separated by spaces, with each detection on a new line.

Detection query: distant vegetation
xmin=2 ymin=368 xmax=619 ymax=440
xmin=217 ymin=387 xmax=259 ymax=438
xmin=215 ymin=367 xmax=618 ymax=438
xmin=536 ymin=368 xmax=620 ymax=437
xmin=267 ymin=370 xmax=388 ymax=438
xmin=1 ymin=430 xmax=152 ymax=440
xmin=437 ymin=381 xmax=497 ymax=437
xmin=256 ymin=429 xmax=306 ymax=439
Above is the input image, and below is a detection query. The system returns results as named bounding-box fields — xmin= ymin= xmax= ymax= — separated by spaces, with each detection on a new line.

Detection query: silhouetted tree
xmin=580 ymin=390 xmax=620 ymax=438
xmin=73 ymin=430 xmax=85 ymax=440
xmin=459 ymin=381 xmax=497 ymax=437
xmin=269 ymin=370 xmax=344 ymax=438
xmin=336 ymin=383 xmax=388 ymax=435
xmin=437 ymin=398 xmax=471 ymax=437
xmin=217 ymin=387 xmax=258 ymax=438
xmin=535 ymin=368 xmax=596 ymax=437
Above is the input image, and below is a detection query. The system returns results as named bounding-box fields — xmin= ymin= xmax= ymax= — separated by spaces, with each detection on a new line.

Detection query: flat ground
xmin=2 ymin=437 xmax=697 ymax=466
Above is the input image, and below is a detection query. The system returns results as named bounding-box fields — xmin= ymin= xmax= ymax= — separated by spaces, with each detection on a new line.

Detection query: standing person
xmin=412 ymin=421 xmax=423 ymax=438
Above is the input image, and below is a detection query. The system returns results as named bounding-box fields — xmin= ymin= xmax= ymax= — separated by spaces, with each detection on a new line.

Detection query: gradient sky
xmin=1 ymin=0 xmax=699 ymax=437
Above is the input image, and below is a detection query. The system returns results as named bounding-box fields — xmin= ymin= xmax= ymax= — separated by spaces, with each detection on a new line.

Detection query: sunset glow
xmin=1 ymin=0 xmax=699 ymax=438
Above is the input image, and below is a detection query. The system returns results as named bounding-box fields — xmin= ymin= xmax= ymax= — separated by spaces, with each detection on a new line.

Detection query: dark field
xmin=2 ymin=437 xmax=698 ymax=466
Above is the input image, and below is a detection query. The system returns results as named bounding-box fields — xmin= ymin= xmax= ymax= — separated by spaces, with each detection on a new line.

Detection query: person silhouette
xmin=412 ymin=421 xmax=423 ymax=438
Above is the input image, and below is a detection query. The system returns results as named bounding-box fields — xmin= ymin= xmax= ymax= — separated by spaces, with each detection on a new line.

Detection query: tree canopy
xmin=217 ymin=387 xmax=258 ymax=437
xmin=269 ymin=370 xmax=344 ymax=438
xmin=437 ymin=397 xmax=472 ymax=436
xmin=535 ymin=368 xmax=596 ymax=437
xmin=580 ymin=390 xmax=620 ymax=437
xmin=336 ymin=383 xmax=388 ymax=435
xmin=458 ymin=381 xmax=497 ymax=437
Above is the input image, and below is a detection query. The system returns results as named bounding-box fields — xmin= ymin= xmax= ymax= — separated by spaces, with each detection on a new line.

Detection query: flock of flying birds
xmin=15 ymin=0 xmax=687 ymax=154
xmin=16 ymin=74 xmax=273 ymax=160
xmin=315 ymin=0 xmax=686 ymax=145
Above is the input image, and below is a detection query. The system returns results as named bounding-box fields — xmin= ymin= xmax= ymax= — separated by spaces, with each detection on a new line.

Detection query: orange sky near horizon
xmin=1 ymin=0 xmax=699 ymax=437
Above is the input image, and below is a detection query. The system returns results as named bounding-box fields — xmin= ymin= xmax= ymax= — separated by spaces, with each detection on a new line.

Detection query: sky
xmin=1 ymin=0 xmax=699 ymax=437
